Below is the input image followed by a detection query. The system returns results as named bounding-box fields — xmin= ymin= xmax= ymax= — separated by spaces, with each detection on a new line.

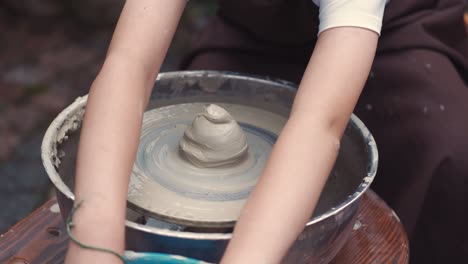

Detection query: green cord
xmin=66 ymin=200 xmax=127 ymax=263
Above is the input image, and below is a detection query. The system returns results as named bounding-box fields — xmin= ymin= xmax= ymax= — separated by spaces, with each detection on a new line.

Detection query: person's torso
xmin=217 ymin=0 xmax=444 ymax=45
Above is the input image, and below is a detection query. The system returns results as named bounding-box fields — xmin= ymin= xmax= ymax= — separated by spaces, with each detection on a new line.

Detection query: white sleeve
xmin=312 ymin=0 xmax=388 ymax=35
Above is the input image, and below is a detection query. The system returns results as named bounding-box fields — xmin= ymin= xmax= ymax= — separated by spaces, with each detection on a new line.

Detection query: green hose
xmin=66 ymin=200 xmax=127 ymax=263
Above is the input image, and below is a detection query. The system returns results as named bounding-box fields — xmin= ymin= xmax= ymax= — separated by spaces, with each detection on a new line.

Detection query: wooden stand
xmin=0 ymin=190 xmax=408 ymax=264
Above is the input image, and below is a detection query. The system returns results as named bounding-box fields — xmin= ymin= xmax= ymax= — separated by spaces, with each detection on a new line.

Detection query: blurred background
xmin=0 ymin=0 xmax=216 ymax=233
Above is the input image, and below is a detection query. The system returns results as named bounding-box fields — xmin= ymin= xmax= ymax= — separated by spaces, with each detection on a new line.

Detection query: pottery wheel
xmin=127 ymin=103 xmax=286 ymax=227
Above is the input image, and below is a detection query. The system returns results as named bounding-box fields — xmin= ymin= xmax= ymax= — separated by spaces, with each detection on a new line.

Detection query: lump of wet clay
xmin=179 ymin=104 xmax=249 ymax=168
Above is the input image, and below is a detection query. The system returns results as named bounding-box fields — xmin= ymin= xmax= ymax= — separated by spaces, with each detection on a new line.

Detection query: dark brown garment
xmin=181 ymin=1 xmax=468 ymax=263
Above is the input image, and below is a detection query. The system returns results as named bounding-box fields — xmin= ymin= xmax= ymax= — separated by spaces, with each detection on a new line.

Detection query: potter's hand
xmin=221 ymin=27 xmax=379 ymax=263
xmin=65 ymin=0 xmax=186 ymax=263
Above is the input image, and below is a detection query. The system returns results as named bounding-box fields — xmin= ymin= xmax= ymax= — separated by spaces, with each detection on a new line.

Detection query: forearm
xmin=222 ymin=27 xmax=378 ymax=263
xmin=66 ymin=62 xmax=151 ymax=263
xmin=66 ymin=0 xmax=185 ymax=263
xmin=222 ymin=122 xmax=340 ymax=264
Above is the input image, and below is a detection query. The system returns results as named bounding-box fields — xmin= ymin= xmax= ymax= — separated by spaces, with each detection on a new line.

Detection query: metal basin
xmin=41 ymin=71 xmax=378 ymax=263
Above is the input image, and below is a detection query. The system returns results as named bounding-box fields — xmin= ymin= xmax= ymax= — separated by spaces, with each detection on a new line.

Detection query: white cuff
xmin=315 ymin=0 xmax=387 ymax=36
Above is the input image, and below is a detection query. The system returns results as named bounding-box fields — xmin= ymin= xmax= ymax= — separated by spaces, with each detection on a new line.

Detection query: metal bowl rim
xmin=41 ymin=70 xmax=378 ymax=240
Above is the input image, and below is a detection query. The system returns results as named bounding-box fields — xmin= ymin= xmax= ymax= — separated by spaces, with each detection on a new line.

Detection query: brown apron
xmin=181 ymin=1 xmax=468 ymax=263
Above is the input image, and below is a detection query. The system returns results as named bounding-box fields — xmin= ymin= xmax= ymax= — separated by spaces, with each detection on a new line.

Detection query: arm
xmin=65 ymin=0 xmax=186 ymax=263
xmin=221 ymin=27 xmax=378 ymax=263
